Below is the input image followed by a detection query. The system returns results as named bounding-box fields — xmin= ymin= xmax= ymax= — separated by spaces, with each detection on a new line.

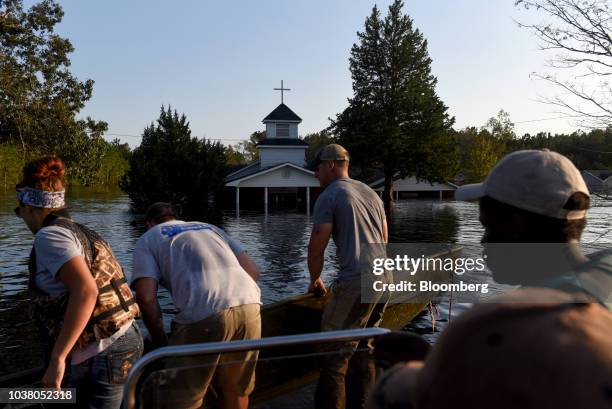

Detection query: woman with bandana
xmin=15 ymin=156 xmax=142 ymax=409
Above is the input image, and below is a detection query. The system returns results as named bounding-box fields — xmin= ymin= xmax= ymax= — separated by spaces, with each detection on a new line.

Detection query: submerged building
xmin=369 ymin=174 xmax=457 ymax=200
xmin=225 ymin=101 xmax=319 ymax=213
xmin=224 ymin=83 xmax=460 ymax=212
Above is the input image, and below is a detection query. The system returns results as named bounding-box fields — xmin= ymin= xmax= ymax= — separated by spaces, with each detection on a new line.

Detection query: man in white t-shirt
xmin=131 ymin=202 xmax=262 ymax=409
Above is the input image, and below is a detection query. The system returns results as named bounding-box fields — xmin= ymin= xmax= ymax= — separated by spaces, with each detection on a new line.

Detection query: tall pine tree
xmin=331 ymin=0 xmax=457 ymax=216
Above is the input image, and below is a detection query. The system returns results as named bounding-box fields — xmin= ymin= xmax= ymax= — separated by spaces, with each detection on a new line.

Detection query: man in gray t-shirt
xmin=312 ymin=178 xmax=387 ymax=281
xmin=307 ymin=144 xmax=388 ymax=409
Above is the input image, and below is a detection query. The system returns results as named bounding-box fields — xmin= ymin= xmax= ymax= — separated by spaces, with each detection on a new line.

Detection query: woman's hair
xmin=17 ymin=156 xmax=66 ymax=191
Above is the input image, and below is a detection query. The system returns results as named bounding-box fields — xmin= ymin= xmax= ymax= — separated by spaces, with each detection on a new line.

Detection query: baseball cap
xmin=307 ymin=143 xmax=350 ymax=171
xmin=367 ymin=288 xmax=612 ymax=409
xmin=455 ymin=149 xmax=590 ymax=220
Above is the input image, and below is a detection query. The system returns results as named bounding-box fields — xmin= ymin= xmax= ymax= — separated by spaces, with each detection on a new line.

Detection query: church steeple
xmin=255 ymin=81 xmax=308 ymax=167
xmin=262 ymin=81 xmax=302 ymax=139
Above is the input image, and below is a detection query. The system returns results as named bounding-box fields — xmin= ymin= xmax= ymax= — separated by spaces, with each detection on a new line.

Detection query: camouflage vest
xmin=29 ymin=210 xmax=140 ymax=350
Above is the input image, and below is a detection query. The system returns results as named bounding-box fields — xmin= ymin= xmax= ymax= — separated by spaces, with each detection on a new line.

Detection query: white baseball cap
xmin=455 ymin=149 xmax=590 ymax=220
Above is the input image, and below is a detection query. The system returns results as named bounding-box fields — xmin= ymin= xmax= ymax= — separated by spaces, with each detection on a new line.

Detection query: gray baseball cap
xmin=308 ymin=143 xmax=350 ymax=170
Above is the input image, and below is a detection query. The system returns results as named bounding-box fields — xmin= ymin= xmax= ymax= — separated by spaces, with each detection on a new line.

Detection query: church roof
xmin=225 ymin=162 xmax=315 ymax=185
xmin=262 ymin=103 xmax=302 ymax=122
xmin=257 ymin=138 xmax=308 ymax=147
xmin=225 ymin=161 xmax=263 ymax=183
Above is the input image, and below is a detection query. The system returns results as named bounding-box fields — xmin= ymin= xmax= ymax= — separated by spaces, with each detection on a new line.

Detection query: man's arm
xmin=236 ymin=251 xmax=260 ymax=282
xmin=383 ymin=219 xmax=388 ymax=243
xmin=307 ymin=223 xmax=333 ymax=295
xmin=133 ymin=278 xmax=168 ymax=348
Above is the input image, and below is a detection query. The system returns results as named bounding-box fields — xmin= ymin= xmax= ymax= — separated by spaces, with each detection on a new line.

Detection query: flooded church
xmin=224 ymin=85 xmax=320 ymax=213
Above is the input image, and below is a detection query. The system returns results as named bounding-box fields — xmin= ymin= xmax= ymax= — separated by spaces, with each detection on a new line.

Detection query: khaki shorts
xmin=166 ymin=303 xmax=261 ymax=409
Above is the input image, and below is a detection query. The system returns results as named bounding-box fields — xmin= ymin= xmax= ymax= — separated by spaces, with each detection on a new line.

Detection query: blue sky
xmin=47 ymin=0 xmax=577 ymax=147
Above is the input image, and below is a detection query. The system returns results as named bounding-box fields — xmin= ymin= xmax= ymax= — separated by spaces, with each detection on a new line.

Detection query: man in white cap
xmin=366 ymin=288 xmax=612 ymax=409
xmin=365 ymin=150 xmax=612 ymax=409
xmin=307 ymin=143 xmax=389 ymax=409
xmin=454 ymin=149 xmax=611 ymax=307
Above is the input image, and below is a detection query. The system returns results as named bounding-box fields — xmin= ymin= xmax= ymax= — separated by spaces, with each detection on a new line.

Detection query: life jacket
xmin=28 ymin=209 xmax=140 ymax=350
xmin=540 ymin=248 xmax=612 ymax=310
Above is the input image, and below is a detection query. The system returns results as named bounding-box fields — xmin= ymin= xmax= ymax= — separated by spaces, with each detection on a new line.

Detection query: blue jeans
xmin=68 ymin=323 xmax=144 ymax=409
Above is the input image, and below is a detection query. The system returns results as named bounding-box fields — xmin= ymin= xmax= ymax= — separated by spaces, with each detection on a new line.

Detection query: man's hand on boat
xmin=309 ymin=277 xmax=327 ymax=297
xmin=41 ymin=356 xmax=65 ymax=389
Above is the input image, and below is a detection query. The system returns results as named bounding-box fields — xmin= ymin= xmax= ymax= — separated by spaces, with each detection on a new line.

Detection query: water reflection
xmin=389 ymin=201 xmax=460 ymax=243
xmin=222 ymin=211 xmax=339 ymax=303
xmin=0 ymin=193 xmax=45 ymax=376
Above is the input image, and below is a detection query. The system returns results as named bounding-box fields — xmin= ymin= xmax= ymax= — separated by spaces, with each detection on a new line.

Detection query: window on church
xmin=276 ymin=124 xmax=289 ymax=137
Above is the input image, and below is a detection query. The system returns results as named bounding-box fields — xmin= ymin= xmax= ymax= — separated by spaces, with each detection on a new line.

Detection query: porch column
xmin=395 ymin=190 xmax=399 ymax=201
xmin=306 ymin=186 xmax=311 ymax=216
xmin=264 ymin=186 xmax=269 ymax=214
xmin=439 ymin=190 xmax=443 ymax=201
xmin=236 ymin=186 xmax=240 ymax=215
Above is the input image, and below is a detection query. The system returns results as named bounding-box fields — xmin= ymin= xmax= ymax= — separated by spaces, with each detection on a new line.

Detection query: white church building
xmin=224 ymin=83 xmax=458 ymax=212
xmin=225 ymin=93 xmax=320 ymax=213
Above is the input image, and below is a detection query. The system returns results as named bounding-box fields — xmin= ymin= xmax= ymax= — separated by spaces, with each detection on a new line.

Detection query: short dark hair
xmin=333 ymin=159 xmax=349 ymax=168
xmin=480 ymin=193 xmax=590 ymax=242
xmin=144 ymin=202 xmax=178 ymax=224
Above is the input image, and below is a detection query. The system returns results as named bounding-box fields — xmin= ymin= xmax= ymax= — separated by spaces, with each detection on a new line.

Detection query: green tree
xmin=0 ymin=0 xmax=108 ymax=183
xmin=457 ymin=127 xmax=506 ymax=183
xmin=303 ymin=131 xmax=335 ymax=162
xmin=0 ymin=143 xmax=26 ymax=190
xmin=93 ymin=139 xmax=130 ymax=188
xmin=225 ymin=144 xmax=247 ymax=165
xmin=330 ymin=0 xmax=457 ymax=216
xmin=230 ymin=131 xmax=266 ymax=163
xmin=511 ymin=128 xmax=612 ymax=170
xmin=121 ymin=106 xmax=228 ymax=215
xmin=484 ymin=109 xmax=515 ymax=141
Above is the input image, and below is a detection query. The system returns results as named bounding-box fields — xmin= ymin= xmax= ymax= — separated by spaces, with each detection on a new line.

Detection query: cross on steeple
xmin=274 ymin=80 xmax=291 ymax=104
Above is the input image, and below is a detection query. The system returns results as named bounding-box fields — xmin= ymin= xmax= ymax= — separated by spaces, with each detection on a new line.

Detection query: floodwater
xmin=1 ymin=189 xmax=612 ymax=377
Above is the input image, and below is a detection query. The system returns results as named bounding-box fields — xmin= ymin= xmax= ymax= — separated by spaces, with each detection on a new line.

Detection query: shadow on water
xmin=2 ymin=192 xmax=612 ymax=376
xmin=388 ymin=200 xmax=460 ymax=243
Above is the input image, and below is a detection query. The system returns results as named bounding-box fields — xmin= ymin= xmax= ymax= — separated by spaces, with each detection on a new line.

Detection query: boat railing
xmin=124 ymin=327 xmax=390 ymax=409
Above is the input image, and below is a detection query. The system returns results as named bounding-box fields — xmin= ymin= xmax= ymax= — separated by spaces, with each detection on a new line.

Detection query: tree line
xmin=0 ymin=0 xmax=131 ymax=190
xmin=456 ymin=111 xmax=612 ymax=183
xmin=2 ymin=0 xmax=610 ymax=216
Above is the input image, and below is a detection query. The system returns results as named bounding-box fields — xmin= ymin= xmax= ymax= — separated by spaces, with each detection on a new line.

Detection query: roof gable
xmin=262 ymin=103 xmax=302 ymax=122
xmin=225 ymin=162 xmax=317 ymax=187
xmin=225 ymin=161 xmax=261 ymax=182
xmin=257 ymin=138 xmax=308 ymax=147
